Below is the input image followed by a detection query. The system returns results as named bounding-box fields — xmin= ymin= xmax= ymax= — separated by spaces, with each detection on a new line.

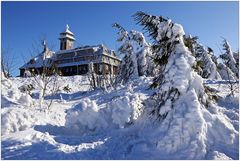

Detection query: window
xmin=60 ymin=42 xmax=63 ymax=50
xmin=29 ymin=59 xmax=36 ymax=64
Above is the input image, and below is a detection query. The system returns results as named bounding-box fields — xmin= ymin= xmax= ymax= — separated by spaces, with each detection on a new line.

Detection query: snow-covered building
xmin=19 ymin=25 xmax=121 ymax=77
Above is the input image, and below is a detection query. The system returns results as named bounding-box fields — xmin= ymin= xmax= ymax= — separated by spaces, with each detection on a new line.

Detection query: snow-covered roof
xmin=59 ymin=34 xmax=75 ymax=41
xmin=55 ymin=44 xmax=121 ymax=61
xmin=20 ymin=44 xmax=120 ymax=70
xmin=19 ymin=50 xmax=55 ymax=69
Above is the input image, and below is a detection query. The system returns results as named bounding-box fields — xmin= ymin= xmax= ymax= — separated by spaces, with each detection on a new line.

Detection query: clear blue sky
xmin=2 ymin=1 xmax=239 ymax=76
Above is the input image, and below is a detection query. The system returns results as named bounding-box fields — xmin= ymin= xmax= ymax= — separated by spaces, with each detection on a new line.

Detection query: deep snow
xmin=1 ymin=75 xmax=239 ymax=159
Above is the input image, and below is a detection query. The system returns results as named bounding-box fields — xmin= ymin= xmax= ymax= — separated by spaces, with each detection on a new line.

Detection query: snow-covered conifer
xmin=113 ymin=23 xmax=139 ymax=84
xmin=133 ymin=12 xmax=209 ymax=119
xmin=233 ymin=50 xmax=239 ymax=69
xmin=184 ymin=35 xmax=221 ymax=79
xmin=217 ymin=62 xmax=236 ymax=80
xmin=130 ymin=30 xmax=155 ymax=76
xmin=113 ymin=23 xmax=155 ymax=84
xmin=220 ymin=39 xmax=238 ymax=78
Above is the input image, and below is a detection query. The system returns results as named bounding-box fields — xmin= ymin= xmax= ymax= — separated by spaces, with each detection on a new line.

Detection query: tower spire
xmin=59 ymin=24 xmax=75 ymax=50
xmin=66 ymin=24 xmax=69 ymax=31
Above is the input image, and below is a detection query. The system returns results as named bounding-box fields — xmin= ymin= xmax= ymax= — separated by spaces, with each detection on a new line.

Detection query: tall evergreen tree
xmin=133 ymin=12 xmax=209 ymax=119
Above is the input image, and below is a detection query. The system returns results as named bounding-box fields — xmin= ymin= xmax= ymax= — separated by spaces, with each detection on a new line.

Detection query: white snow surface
xmin=1 ymin=75 xmax=239 ymax=159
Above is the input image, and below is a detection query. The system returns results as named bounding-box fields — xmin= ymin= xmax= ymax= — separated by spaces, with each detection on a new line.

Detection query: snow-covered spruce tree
xmin=183 ymin=34 xmax=198 ymax=54
xmin=133 ymin=12 xmax=209 ymax=119
xmin=233 ymin=50 xmax=239 ymax=69
xmin=132 ymin=12 xmax=240 ymax=160
xmin=113 ymin=23 xmax=139 ymax=84
xmin=130 ymin=30 xmax=155 ymax=76
xmin=220 ymin=39 xmax=239 ymax=78
xmin=113 ymin=23 xmax=154 ymax=84
xmin=217 ymin=62 xmax=236 ymax=80
xmin=196 ymin=44 xmax=221 ymax=79
xmin=183 ymin=35 xmax=221 ymax=79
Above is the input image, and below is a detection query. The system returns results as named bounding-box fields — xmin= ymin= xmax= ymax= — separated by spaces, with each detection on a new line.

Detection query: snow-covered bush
xmin=18 ymin=84 xmax=35 ymax=97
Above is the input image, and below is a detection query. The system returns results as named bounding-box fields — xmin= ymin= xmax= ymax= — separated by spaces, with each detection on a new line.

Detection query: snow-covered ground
xmin=1 ymin=75 xmax=239 ymax=159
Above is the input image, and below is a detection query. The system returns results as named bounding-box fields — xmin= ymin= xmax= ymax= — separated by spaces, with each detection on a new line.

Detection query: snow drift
xmin=65 ymin=91 xmax=144 ymax=133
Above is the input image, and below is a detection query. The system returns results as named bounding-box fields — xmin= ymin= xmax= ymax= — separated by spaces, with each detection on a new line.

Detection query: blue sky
xmin=2 ymin=1 xmax=239 ymax=76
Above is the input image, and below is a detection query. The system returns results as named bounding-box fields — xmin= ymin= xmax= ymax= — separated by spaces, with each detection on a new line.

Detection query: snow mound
xmin=1 ymin=75 xmax=238 ymax=159
xmin=110 ymin=94 xmax=143 ymax=128
xmin=65 ymin=93 xmax=144 ymax=133
xmin=65 ymin=98 xmax=104 ymax=131
xmin=1 ymin=75 xmax=33 ymax=107
xmin=1 ymin=108 xmax=36 ymax=135
xmin=110 ymin=96 xmax=132 ymax=128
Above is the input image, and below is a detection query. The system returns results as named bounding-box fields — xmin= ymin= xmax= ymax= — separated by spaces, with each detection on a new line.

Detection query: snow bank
xmin=65 ymin=98 xmax=105 ymax=131
xmin=1 ymin=74 xmax=238 ymax=159
xmin=1 ymin=108 xmax=36 ymax=135
xmin=110 ymin=94 xmax=143 ymax=128
xmin=65 ymin=92 xmax=144 ymax=133
xmin=1 ymin=75 xmax=33 ymax=107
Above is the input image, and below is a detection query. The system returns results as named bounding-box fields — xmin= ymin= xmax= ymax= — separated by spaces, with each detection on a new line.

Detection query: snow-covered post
xmin=134 ymin=12 xmax=209 ymax=118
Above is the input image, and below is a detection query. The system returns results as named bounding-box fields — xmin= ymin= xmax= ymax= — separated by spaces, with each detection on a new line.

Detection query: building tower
xmin=59 ymin=24 xmax=75 ymax=50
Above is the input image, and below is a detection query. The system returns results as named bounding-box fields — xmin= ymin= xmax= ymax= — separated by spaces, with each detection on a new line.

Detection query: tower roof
xmin=59 ymin=24 xmax=75 ymax=40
